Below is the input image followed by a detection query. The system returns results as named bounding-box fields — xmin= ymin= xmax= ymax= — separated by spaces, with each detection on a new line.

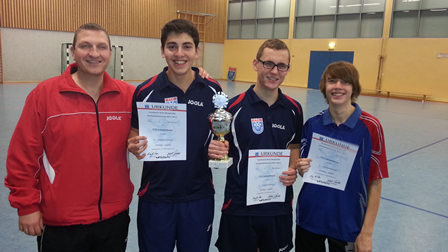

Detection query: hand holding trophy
xmin=209 ymin=92 xmax=233 ymax=169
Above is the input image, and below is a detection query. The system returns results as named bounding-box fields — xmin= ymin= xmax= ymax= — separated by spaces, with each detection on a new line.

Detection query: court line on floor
xmin=382 ymin=137 xmax=448 ymax=219
xmin=380 ymin=197 xmax=448 ymax=219
xmin=387 ymin=137 xmax=448 ymax=162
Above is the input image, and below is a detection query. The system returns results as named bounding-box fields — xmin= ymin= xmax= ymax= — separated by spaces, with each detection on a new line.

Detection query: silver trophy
xmin=209 ymin=92 xmax=233 ymax=169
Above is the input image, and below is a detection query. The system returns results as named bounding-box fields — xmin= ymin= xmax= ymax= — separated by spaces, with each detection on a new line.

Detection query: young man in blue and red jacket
xmin=295 ymin=61 xmax=389 ymax=252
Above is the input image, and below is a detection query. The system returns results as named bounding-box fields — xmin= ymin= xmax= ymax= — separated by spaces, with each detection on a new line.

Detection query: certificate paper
xmin=247 ymin=149 xmax=290 ymax=206
xmin=137 ymin=102 xmax=186 ymax=161
xmin=303 ymin=133 xmax=359 ymax=191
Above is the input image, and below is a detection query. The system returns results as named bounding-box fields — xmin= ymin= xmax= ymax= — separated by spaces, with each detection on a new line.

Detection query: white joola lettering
xmin=107 ymin=116 xmax=122 ymax=121
xmin=188 ymin=100 xmax=204 ymax=107
xmin=272 ymin=123 xmax=285 ymax=130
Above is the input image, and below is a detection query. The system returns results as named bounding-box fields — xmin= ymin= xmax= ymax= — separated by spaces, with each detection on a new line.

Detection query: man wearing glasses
xmin=208 ymin=39 xmax=303 ymax=252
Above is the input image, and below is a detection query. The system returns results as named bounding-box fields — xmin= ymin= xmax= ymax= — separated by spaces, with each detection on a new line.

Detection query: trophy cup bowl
xmin=209 ymin=93 xmax=233 ymax=169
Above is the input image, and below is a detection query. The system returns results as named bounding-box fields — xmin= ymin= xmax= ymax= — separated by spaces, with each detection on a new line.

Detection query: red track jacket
xmin=5 ymin=63 xmax=135 ymax=226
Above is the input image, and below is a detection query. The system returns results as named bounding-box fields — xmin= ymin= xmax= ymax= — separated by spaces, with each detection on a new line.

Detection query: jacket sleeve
xmin=367 ymin=118 xmax=389 ymax=181
xmin=4 ymin=89 xmax=44 ymax=216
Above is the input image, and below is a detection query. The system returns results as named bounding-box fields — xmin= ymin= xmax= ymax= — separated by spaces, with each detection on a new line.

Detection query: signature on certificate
xmin=147 ymin=150 xmax=181 ymax=159
xmin=310 ymin=174 xmax=341 ymax=186
xmin=252 ymin=193 xmax=281 ymax=202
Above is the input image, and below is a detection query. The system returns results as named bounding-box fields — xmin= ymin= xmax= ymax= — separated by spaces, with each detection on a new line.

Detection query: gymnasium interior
xmin=1 ymin=1 xmax=447 ymax=251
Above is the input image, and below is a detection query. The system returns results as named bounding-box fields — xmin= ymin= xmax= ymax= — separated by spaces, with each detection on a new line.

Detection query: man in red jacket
xmin=4 ymin=23 xmax=135 ymax=252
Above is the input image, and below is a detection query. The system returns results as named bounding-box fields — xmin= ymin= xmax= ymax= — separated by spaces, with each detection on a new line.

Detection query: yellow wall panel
xmin=222 ymin=39 xmax=265 ymax=83
xmin=381 ymin=38 xmax=448 ymax=103
xmin=222 ymin=39 xmax=383 ymax=90
xmin=222 ymin=37 xmax=448 ymax=102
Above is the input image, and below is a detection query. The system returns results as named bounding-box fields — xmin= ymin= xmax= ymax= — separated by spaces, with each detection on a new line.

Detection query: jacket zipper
xmin=94 ymin=101 xmax=104 ymax=221
xmin=63 ymin=90 xmax=110 ymax=222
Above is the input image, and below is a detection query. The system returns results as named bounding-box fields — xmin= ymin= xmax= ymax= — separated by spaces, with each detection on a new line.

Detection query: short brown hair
xmin=319 ymin=61 xmax=362 ymax=103
xmin=73 ymin=23 xmax=110 ymax=49
xmin=161 ymin=19 xmax=200 ymax=49
xmin=256 ymin=39 xmax=290 ymax=63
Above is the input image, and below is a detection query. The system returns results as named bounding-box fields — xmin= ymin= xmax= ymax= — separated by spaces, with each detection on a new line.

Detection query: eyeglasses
xmin=327 ymin=79 xmax=350 ymax=85
xmin=258 ymin=60 xmax=290 ymax=72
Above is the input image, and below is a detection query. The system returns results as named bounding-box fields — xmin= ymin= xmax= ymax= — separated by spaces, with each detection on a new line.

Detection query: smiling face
xmin=319 ymin=61 xmax=361 ymax=105
xmin=161 ymin=32 xmax=199 ymax=78
xmin=254 ymin=47 xmax=290 ymax=91
xmin=325 ymin=77 xmax=353 ymax=107
xmin=70 ymin=29 xmax=111 ymax=77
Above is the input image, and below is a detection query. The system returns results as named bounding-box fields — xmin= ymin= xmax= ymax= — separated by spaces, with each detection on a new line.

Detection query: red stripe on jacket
xmin=137 ymin=75 xmax=159 ymax=96
xmin=228 ymin=93 xmax=246 ymax=111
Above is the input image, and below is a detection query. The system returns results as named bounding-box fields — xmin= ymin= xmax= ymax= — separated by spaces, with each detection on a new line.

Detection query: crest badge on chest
xmin=165 ymin=97 xmax=178 ymax=104
xmin=251 ymin=118 xmax=264 ymax=134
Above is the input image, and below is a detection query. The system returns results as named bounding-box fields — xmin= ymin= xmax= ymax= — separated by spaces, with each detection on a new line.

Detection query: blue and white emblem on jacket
xmin=251 ymin=118 xmax=264 ymax=134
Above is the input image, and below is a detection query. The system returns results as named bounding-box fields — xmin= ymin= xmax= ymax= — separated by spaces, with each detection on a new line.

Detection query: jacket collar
xmin=59 ymin=63 xmax=120 ymax=94
xmin=157 ymin=66 xmax=206 ymax=91
xmin=322 ymin=103 xmax=362 ymax=128
xmin=246 ymin=84 xmax=287 ymax=108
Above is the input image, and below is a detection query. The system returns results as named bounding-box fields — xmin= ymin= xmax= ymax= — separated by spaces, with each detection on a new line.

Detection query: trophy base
xmin=209 ymin=157 xmax=233 ymax=169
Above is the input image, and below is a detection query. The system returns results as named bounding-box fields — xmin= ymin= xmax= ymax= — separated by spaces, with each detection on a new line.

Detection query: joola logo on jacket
xmin=272 ymin=123 xmax=285 ymax=130
xmin=188 ymin=100 xmax=204 ymax=107
xmin=107 ymin=116 xmax=122 ymax=121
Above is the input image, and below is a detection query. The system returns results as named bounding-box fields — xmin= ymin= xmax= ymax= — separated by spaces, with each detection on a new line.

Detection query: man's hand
xmin=355 ymin=231 xmax=373 ymax=252
xmin=208 ymin=140 xmax=229 ymax=160
xmin=128 ymin=135 xmax=148 ymax=160
xmin=19 ymin=211 xmax=44 ymax=236
xmin=198 ymin=67 xmax=211 ymax=79
xmin=296 ymin=158 xmax=312 ymax=177
xmin=279 ymin=167 xmax=298 ymax=186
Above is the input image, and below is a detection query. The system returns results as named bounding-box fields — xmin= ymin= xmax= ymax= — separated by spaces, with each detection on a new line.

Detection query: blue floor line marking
xmin=381 ymin=197 xmax=448 ymax=219
xmin=383 ymin=137 xmax=448 ymax=219
xmin=387 ymin=137 xmax=448 ymax=162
